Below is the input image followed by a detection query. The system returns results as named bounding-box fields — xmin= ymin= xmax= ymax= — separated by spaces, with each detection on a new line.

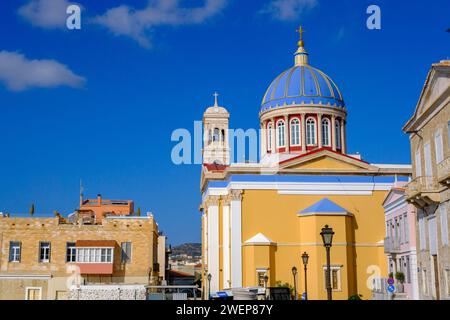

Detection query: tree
xmin=136 ymin=207 xmax=141 ymax=216
xmin=29 ymin=203 xmax=35 ymax=216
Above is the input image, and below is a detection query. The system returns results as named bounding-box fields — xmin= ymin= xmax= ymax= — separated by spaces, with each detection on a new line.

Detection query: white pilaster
xmin=301 ymin=114 xmax=306 ymax=153
xmin=222 ymin=205 xmax=231 ymax=289
xmin=230 ymin=190 xmax=243 ymax=288
xmin=207 ymin=201 xmax=219 ymax=292
xmin=331 ymin=115 xmax=336 ymax=152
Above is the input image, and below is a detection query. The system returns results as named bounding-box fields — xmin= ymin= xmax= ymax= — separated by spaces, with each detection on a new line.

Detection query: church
xmin=200 ymin=29 xmax=412 ymax=300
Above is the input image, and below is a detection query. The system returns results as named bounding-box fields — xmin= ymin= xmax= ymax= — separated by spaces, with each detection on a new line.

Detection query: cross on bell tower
xmin=202 ymin=92 xmax=230 ymax=165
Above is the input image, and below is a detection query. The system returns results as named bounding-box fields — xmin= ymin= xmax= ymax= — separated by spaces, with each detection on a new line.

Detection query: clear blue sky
xmin=0 ymin=0 xmax=449 ymax=244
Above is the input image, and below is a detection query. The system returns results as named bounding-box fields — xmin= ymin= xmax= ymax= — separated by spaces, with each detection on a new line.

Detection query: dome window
xmin=306 ymin=118 xmax=317 ymax=146
xmin=290 ymin=118 xmax=301 ymax=146
xmin=322 ymin=118 xmax=331 ymax=147
xmin=276 ymin=120 xmax=285 ymax=148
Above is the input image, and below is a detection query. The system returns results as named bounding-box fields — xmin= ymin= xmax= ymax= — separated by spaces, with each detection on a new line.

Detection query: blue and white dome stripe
xmin=261 ymin=65 xmax=345 ymax=112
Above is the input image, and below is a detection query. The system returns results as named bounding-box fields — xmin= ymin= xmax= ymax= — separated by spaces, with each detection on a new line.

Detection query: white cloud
xmin=261 ymin=0 xmax=318 ymax=21
xmin=18 ymin=0 xmax=74 ymax=29
xmin=94 ymin=0 xmax=227 ymax=48
xmin=0 ymin=51 xmax=85 ymax=91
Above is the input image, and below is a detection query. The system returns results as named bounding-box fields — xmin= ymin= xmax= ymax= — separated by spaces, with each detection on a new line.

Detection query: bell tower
xmin=202 ymin=92 xmax=230 ymax=165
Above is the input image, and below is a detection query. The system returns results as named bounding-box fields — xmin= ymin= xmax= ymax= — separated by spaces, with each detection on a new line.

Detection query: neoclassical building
xmin=200 ymin=31 xmax=412 ymax=300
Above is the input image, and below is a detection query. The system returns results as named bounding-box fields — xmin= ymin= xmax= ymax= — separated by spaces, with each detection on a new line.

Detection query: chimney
xmin=97 ymin=194 xmax=102 ymax=205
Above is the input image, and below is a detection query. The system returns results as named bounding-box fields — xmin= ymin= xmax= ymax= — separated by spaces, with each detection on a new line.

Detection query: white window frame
xmin=321 ymin=118 xmax=331 ymax=146
xmin=25 ymin=287 xmax=42 ymax=300
xmin=39 ymin=242 xmax=51 ymax=263
xmin=276 ymin=120 xmax=285 ymax=148
xmin=75 ymin=247 xmax=114 ymax=264
xmin=267 ymin=122 xmax=273 ymax=151
xmin=306 ymin=117 xmax=316 ymax=146
xmin=66 ymin=242 xmax=76 ymax=263
xmin=9 ymin=241 xmax=21 ymax=262
xmin=290 ymin=118 xmax=301 ymax=146
xmin=256 ymin=268 xmax=268 ymax=288
xmin=322 ymin=265 xmax=342 ymax=292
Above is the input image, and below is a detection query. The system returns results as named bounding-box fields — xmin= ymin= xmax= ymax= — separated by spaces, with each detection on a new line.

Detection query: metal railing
xmin=384 ymin=237 xmax=401 ymax=254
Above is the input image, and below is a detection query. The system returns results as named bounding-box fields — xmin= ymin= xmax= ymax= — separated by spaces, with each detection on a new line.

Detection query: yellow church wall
xmin=238 ymin=188 xmax=389 ymax=300
xmin=290 ymin=157 xmax=363 ymax=170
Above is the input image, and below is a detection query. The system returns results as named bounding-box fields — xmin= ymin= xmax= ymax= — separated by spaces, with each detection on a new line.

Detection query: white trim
xmin=298 ymin=211 xmax=353 ymax=217
xmin=207 ymin=204 xmax=219 ymax=292
xmin=306 ymin=117 xmax=317 ymax=146
xmin=290 ymin=117 xmax=301 ymax=146
xmin=222 ymin=205 xmax=231 ymax=289
xmin=25 ymin=287 xmax=42 ymax=300
xmin=322 ymin=265 xmax=343 ymax=292
xmin=203 ymin=182 xmax=396 ymax=198
xmin=230 ymin=197 xmax=242 ymax=288
xmin=276 ymin=119 xmax=285 ymax=148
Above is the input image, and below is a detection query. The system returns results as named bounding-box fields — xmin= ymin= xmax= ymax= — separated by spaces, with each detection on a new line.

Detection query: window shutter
xmin=440 ymin=204 xmax=449 ymax=246
xmin=435 ymin=132 xmax=444 ymax=164
xmin=415 ymin=149 xmax=422 ymax=177
xmin=8 ymin=242 xmax=13 ymax=262
xmin=424 ymin=142 xmax=432 ymax=177
xmin=428 ymin=216 xmax=437 ymax=255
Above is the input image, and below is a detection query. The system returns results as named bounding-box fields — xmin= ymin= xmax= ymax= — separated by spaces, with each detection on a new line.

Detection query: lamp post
xmin=291 ymin=266 xmax=298 ymax=300
xmin=320 ymin=225 xmax=334 ymax=301
xmin=301 ymin=252 xmax=309 ymax=300
xmin=207 ymin=273 xmax=212 ymax=300
xmin=263 ymin=275 xmax=269 ymax=300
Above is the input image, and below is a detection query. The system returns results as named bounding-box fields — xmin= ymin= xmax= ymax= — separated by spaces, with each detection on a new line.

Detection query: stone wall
xmin=68 ymin=285 xmax=147 ymax=300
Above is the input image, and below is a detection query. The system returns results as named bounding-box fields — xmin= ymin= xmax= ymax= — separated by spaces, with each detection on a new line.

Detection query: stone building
xmin=0 ymin=196 xmax=161 ymax=300
xmin=403 ymin=60 xmax=450 ymax=300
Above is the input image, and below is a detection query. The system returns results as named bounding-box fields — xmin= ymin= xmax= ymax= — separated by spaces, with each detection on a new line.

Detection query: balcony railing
xmin=437 ymin=157 xmax=450 ymax=186
xmin=384 ymin=237 xmax=401 ymax=254
xmin=405 ymin=176 xmax=441 ymax=206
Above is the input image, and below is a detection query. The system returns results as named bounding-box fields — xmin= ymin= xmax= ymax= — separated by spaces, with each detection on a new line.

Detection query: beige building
xmin=404 ymin=60 xmax=450 ymax=300
xmin=0 ymin=197 xmax=162 ymax=300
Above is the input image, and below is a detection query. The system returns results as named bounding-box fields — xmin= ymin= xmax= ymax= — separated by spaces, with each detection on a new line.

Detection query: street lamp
xmin=263 ymin=275 xmax=269 ymax=300
xmin=207 ymin=273 xmax=212 ymax=300
xmin=301 ymin=252 xmax=309 ymax=300
xmin=320 ymin=225 xmax=334 ymax=301
xmin=291 ymin=266 xmax=298 ymax=300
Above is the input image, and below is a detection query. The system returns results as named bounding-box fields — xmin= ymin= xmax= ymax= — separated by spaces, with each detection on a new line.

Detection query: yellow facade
xmin=200 ymin=151 xmax=411 ymax=300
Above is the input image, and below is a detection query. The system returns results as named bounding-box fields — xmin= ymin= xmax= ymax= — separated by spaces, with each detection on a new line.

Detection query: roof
xmin=261 ymin=65 xmax=345 ymax=113
xmin=75 ymin=240 xmax=117 ymax=247
xmin=244 ymin=233 xmax=275 ymax=245
xmin=299 ymin=198 xmax=347 ymax=214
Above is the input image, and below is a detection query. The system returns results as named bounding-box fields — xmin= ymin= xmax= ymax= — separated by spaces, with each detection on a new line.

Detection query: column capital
xmin=230 ymin=189 xmax=243 ymax=201
xmin=204 ymin=195 xmax=220 ymax=207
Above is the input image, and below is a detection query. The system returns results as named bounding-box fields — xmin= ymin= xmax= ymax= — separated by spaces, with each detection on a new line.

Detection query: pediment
xmin=279 ymin=149 xmax=376 ymax=172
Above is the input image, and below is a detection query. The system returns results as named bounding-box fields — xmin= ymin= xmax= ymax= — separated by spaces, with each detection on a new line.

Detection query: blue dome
xmin=261 ymin=65 xmax=345 ymax=113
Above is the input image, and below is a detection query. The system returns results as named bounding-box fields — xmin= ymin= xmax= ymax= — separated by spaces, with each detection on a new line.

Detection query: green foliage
xmin=348 ymin=294 xmax=363 ymax=300
xmin=395 ymin=272 xmax=405 ymax=284
xmin=29 ymin=203 xmax=35 ymax=216
xmin=388 ymin=272 xmax=394 ymax=279
xmin=136 ymin=207 xmax=141 ymax=216
xmin=275 ymin=281 xmax=295 ymax=297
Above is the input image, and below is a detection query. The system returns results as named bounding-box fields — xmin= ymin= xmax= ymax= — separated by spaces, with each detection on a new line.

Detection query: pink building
xmin=383 ymin=183 xmax=420 ymax=300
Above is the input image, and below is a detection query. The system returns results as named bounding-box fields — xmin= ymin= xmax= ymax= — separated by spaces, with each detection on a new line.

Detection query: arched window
xmin=208 ymin=129 xmax=212 ymax=145
xmin=290 ymin=118 xmax=300 ymax=146
xmin=213 ymin=128 xmax=220 ymax=142
xmin=322 ymin=118 xmax=330 ymax=146
xmin=276 ymin=120 xmax=285 ymax=147
xmin=267 ymin=123 xmax=273 ymax=151
xmin=306 ymin=118 xmax=316 ymax=145
xmin=335 ymin=120 xmax=341 ymax=149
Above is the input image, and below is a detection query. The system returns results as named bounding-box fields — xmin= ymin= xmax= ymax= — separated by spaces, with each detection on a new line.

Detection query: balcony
xmin=75 ymin=240 xmax=116 ymax=275
xmin=437 ymin=157 xmax=450 ymax=186
xmin=405 ymin=176 xmax=441 ymax=208
xmin=384 ymin=237 xmax=401 ymax=254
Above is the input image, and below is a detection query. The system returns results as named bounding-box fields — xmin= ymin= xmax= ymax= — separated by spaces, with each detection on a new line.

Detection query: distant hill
xmin=171 ymin=243 xmax=201 ymax=257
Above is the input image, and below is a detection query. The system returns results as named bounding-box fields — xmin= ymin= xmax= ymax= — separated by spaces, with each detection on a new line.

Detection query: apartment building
xmin=403 ymin=60 xmax=450 ymax=300
xmin=0 ymin=196 xmax=162 ymax=300
xmin=383 ymin=183 xmax=419 ymax=299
